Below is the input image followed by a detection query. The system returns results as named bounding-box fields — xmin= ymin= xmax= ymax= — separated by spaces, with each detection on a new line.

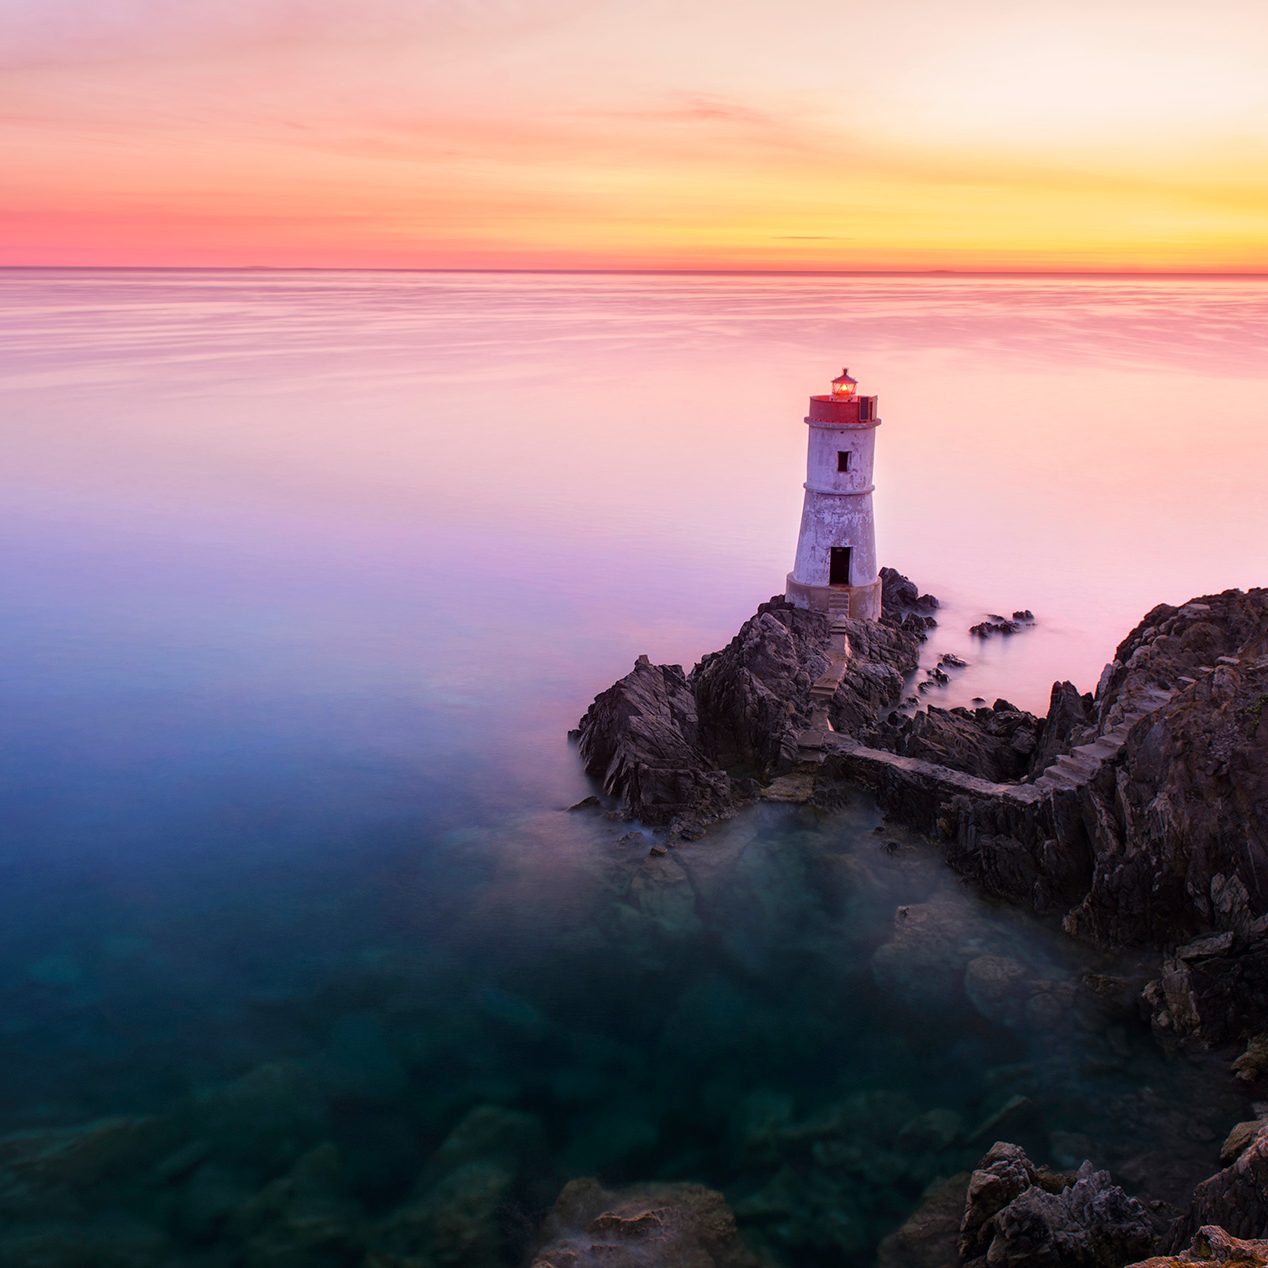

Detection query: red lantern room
xmin=830 ymin=368 xmax=858 ymax=400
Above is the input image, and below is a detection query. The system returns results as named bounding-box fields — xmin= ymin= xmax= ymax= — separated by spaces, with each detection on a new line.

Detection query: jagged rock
xmin=971 ymin=619 xmax=1023 ymax=638
xmin=1126 ymin=1225 xmax=1268 ymax=1266
xmin=575 ymin=654 xmax=734 ymax=829
xmin=1188 ymin=1123 xmax=1268 ymax=1241
xmin=1029 ymin=681 xmax=1095 ymax=777
xmin=829 ymin=615 xmax=922 ymax=734
xmin=1143 ymin=932 xmax=1268 ymax=1043
xmin=376 ymin=1107 xmax=546 ymax=1268
xmin=575 ymin=586 xmax=922 ymax=833
xmin=882 ymin=565 xmax=940 ymax=615
xmin=0 ymin=1114 xmax=178 ymax=1195
xmin=529 ymin=1177 xmax=764 ymax=1267
xmin=870 ymin=701 xmax=1041 ymax=782
xmin=192 ymin=1061 xmax=328 ymax=1174
xmin=691 ymin=602 xmax=832 ymax=773
xmin=920 ymin=589 xmax=1268 ymax=964
xmin=959 ymin=1141 xmax=1155 ymax=1268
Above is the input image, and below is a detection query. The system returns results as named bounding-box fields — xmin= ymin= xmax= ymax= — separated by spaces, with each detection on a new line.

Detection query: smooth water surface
xmin=2 ymin=269 xmax=1266 ymax=1265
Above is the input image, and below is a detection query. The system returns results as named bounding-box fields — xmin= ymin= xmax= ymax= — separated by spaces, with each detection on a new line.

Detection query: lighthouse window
xmin=837 ymin=451 xmax=851 ymax=473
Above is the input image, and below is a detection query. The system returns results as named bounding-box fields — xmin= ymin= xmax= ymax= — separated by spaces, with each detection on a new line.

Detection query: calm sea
xmin=2 ymin=269 xmax=1266 ymax=1265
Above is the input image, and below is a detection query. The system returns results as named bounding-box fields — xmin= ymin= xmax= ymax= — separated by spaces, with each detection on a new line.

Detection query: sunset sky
xmin=4 ymin=0 xmax=1267 ymax=272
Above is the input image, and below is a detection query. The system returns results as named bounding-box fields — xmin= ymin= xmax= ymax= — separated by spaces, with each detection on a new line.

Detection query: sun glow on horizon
xmin=3 ymin=0 xmax=1267 ymax=273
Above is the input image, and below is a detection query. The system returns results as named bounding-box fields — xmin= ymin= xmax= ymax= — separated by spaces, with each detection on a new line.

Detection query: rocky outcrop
xmin=530 ymin=1177 xmax=765 ymax=1267
xmin=880 ymin=589 xmax=1268 ymax=956
xmin=828 ymin=613 xmax=922 ymax=734
xmin=1186 ymin=1123 xmax=1268 ymax=1243
xmin=871 ymin=700 xmax=1042 ymax=782
xmin=1029 ymin=681 xmax=1096 ymax=777
xmin=881 ymin=565 xmax=940 ymax=616
xmin=574 ymin=583 xmax=923 ymax=835
xmin=692 ymin=603 xmax=832 ymax=774
xmin=1143 ymin=930 xmax=1268 ymax=1044
xmin=958 ymin=1141 xmax=1156 ymax=1268
xmin=573 ymin=654 xmax=736 ymax=831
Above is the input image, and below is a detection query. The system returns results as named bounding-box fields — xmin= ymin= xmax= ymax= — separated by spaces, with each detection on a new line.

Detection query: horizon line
xmin=4 ymin=263 xmax=1268 ymax=281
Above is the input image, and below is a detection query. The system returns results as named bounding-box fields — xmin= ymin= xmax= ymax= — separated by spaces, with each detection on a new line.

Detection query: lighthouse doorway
xmin=829 ymin=547 xmax=852 ymax=586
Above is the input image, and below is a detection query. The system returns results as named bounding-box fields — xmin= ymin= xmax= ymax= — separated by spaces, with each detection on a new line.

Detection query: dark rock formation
xmin=1029 ymin=681 xmax=1095 ymax=777
xmin=958 ymin=1141 xmax=1156 ymax=1268
xmin=971 ymin=618 xmax=1023 ymax=638
xmin=1186 ymin=1123 xmax=1268 ymax=1242
xmin=872 ymin=700 xmax=1042 ymax=782
xmin=529 ymin=1177 xmax=765 ymax=1267
xmin=829 ymin=613 xmax=922 ymax=734
xmin=1143 ymin=930 xmax=1268 ymax=1045
xmin=691 ymin=603 xmax=832 ymax=774
xmin=573 ymin=654 xmax=736 ymax=831
xmin=919 ymin=590 xmax=1268 ymax=957
xmin=574 ymin=582 xmax=923 ymax=834
xmin=881 ymin=565 xmax=940 ymax=615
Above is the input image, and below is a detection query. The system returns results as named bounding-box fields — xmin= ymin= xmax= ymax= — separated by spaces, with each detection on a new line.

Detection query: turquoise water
xmin=2 ymin=269 xmax=1266 ymax=1265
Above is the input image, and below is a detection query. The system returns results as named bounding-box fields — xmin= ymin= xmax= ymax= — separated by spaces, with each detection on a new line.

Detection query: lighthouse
xmin=785 ymin=368 xmax=882 ymax=620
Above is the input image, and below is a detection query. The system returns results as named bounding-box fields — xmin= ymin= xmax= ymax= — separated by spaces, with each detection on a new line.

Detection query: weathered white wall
xmin=805 ymin=423 xmax=876 ymax=495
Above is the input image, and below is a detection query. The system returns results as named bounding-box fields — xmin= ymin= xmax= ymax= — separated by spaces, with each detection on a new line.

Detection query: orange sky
xmin=4 ymin=0 xmax=1267 ymax=272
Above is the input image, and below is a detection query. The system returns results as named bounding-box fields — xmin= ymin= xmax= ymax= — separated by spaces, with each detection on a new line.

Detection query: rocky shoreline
xmin=573 ymin=571 xmax=1268 ymax=1265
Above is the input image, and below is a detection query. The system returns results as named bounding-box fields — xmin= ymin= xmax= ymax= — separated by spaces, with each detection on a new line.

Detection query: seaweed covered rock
xmin=530 ymin=1177 xmax=765 ymax=1267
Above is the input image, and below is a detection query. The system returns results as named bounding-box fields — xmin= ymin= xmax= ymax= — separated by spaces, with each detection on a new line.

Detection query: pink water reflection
xmin=3 ymin=268 xmax=1267 ymax=732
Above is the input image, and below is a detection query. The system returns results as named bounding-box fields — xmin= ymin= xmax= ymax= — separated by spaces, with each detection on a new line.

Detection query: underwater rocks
xmin=529 ymin=1177 xmax=764 ymax=1267
xmin=958 ymin=1141 xmax=1156 ymax=1268
xmin=574 ymin=584 xmax=923 ymax=835
xmin=877 ymin=1172 xmax=971 ymax=1268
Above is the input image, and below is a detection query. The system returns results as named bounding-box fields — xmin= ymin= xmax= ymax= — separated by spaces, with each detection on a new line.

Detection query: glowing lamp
xmin=831 ymin=368 xmax=858 ymax=399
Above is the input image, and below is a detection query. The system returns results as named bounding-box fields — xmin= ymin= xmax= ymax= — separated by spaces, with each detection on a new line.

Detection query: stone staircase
xmin=805 ymin=616 xmax=852 ymax=737
xmin=817 ymin=670 xmax=1216 ymax=808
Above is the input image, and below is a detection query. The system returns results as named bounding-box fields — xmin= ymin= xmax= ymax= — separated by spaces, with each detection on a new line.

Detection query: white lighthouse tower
xmin=785 ymin=368 xmax=882 ymax=620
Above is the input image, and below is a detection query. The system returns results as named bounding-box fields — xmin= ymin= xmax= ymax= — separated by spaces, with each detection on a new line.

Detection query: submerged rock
xmin=530 ymin=1177 xmax=765 ymax=1267
xmin=877 ymin=1172 xmax=970 ymax=1268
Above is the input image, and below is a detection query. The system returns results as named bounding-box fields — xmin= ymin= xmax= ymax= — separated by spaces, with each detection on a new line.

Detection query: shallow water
xmin=2 ymin=269 xmax=1266 ymax=1265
